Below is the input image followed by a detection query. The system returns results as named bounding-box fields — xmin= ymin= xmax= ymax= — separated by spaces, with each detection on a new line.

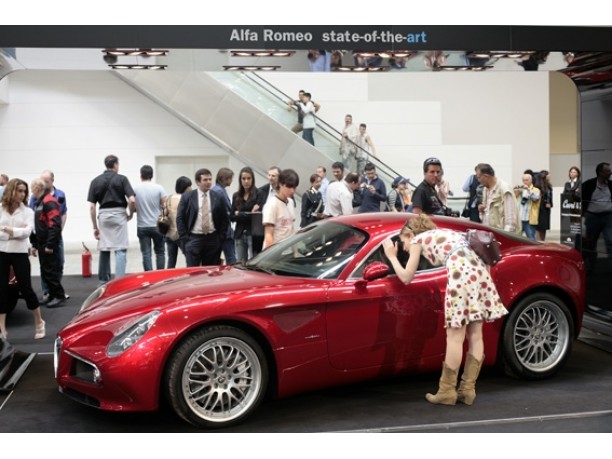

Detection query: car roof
xmin=330 ymin=212 xmax=475 ymax=233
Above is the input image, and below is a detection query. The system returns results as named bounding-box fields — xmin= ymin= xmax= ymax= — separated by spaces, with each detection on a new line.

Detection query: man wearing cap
xmin=412 ymin=157 xmax=446 ymax=215
xmin=388 ymin=176 xmax=408 ymax=212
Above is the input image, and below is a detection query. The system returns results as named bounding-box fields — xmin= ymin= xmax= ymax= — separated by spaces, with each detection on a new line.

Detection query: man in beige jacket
xmin=476 ymin=163 xmax=519 ymax=234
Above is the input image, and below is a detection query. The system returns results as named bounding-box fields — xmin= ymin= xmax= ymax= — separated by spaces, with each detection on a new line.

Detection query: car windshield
xmin=241 ymin=221 xmax=368 ymax=279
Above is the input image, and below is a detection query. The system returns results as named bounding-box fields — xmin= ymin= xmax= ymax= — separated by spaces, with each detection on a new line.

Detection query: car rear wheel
xmin=501 ymin=292 xmax=574 ymax=380
xmin=165 ymin=325 xmax=268 ymax=428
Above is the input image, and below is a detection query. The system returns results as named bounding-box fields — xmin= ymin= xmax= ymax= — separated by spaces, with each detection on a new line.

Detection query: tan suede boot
xmin=456 ymin=353 xmax=484 ymax=405
xmin=425 ymin=362 xmax=458 ymax=405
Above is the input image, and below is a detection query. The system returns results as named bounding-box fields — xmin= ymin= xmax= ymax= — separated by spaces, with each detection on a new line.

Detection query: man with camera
xmin=476 ymin=163 xmax=519 ymax=234
xmin=514 ymin=173 xmax=541 ymax=240
xmin=412 ymin=157 xmax=457 ymax=216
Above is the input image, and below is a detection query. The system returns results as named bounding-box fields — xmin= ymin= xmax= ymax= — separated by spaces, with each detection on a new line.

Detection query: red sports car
xmin=54 ymin=213 xmax=586 ymax=428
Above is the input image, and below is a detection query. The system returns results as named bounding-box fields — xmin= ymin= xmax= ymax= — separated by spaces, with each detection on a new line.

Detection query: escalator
xmin=114 ymin=69 xmax=409 ymax=199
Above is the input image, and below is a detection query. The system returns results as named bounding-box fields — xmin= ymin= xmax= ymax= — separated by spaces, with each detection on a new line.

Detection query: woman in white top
xmin=0 ymin=179 xmax=45 ymax=340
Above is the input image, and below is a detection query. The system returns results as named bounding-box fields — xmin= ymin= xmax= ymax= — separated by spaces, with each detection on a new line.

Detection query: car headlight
xmin=79 ymin=284 xmax=107 ymax=313
xmin=106 ymin=310 xmax=160 ymax=357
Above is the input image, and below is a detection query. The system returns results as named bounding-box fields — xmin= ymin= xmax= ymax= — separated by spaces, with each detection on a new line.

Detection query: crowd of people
xmin=1 ymin=153 xmax=610 ymax=345
xmin=462 ymin=163 xmax=579 ymax=242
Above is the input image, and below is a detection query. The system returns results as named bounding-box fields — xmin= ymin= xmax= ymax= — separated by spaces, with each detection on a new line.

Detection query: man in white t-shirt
xmin=134 ymin=165 xmax=167 ymax=271
xmin=325 ymin=172 xmax=360 ymax=217
xmin=262 ymin=169 xmax=300 ymax=249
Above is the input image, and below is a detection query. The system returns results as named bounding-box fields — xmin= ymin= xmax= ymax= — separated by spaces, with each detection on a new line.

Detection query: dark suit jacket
xmin=258 ymin=184 xmax=275 ymax=205
xmin=176 ymin=188 xmax=230 ymax=243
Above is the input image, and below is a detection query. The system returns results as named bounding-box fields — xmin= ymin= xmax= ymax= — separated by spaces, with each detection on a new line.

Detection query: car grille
xmin=59 ymin=387 xmax=101 ymax=408
xmin=65 ymin=352 xmax=102 ymax=384
xmin=71 ymin=359 xmax=97 ymax=383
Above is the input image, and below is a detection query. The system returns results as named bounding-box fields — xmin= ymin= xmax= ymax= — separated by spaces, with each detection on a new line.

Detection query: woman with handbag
xmin=165 ymin=176 xmax=192 ymax=269
xmin=383 ymin=214 xmax=508 ymax=406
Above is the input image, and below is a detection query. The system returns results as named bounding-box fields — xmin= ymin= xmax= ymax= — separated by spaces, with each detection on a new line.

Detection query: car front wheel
xmin=501 ymin=292 xmax=574 ymax=380
xmin=165 ymin=325 xmax=268 ymax=428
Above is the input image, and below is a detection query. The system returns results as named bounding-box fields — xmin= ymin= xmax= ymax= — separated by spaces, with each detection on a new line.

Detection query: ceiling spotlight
xmin=466 ymin=51 xmax=535 ymax=59
xmin=354 ymin=51 xmax=415 ymax=59
xmin=102 ymin=54 xmax=118 ymax=64
xmin=223 ymin=65 xmax=281 ymax=71
xmin=109 ymin=64 xmax=167 ymax=70
xmin=103 ymin=48 xmax=169 ymax=57
xmin=230 ymin=50 xmax=296 ymax=57
xmin=436 ymin=65 xmax=493 ymax=71
xmin=334 ymin=66 xmax=389 ymax=72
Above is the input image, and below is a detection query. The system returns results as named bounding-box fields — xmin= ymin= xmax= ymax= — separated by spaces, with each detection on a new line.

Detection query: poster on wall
xmin=560 ymin=192 xmax=582 ymax=248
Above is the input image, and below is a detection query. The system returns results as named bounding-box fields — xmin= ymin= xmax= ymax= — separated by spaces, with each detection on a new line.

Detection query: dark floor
xmin=1 ymin=275 xmax=612 ymax=435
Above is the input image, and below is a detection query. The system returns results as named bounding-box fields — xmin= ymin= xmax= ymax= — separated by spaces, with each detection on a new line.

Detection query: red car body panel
xmin=55 ymin=213 xmax=586 ymax=412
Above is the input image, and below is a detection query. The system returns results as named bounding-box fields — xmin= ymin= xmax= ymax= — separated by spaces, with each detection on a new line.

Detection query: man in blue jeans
xmin=87 ymin=155 xmax=136 ymax=284
xmin=134 ymin=165 xmax=167 ymax=271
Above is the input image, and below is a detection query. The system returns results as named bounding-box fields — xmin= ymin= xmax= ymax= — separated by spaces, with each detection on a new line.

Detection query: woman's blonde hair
xmin=400 ymin=214 xmax=437 ymax=236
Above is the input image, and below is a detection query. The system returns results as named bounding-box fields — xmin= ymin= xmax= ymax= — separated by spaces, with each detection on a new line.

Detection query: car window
xmin=351 ymin=241 xmax=437 ymax=279
xmin=243 ymin=221 xmax=368 ymax=279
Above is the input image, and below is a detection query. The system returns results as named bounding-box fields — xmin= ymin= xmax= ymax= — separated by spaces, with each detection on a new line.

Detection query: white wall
xmin=263 ymin=71 xmax=551 ymax=194
xmin=0 ymin=70 xmax=234 ymax=250
xmin=1 ymin=68 xmax=561 ymax=251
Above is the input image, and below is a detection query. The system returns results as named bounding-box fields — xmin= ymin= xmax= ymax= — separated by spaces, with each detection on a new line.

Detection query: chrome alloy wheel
xmin=511 ymin=299 xmax=571 ymax=373
xmin=181 ymin=336 xmax=263 ymax=424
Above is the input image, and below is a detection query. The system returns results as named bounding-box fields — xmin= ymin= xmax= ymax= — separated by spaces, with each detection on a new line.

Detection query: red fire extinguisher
xmin=82 ymin=242 xmax=92 ymax=278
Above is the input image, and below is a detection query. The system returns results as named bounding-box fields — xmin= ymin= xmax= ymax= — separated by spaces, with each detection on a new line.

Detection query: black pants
xmin=39 ymin=247 xmax=65 ymax=300
xmin=184 ymin=233 xmax=222 ymax=267
xmin=0 ymin=252 xmax=40 ymax=314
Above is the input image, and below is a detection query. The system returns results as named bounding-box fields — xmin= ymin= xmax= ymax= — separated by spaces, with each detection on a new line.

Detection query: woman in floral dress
xmin=383 ymin=214 xmax=507 ymax=406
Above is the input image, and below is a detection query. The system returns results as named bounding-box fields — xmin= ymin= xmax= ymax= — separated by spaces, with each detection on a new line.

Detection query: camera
xmin=520 ymin=197 xmax=528 ymax=205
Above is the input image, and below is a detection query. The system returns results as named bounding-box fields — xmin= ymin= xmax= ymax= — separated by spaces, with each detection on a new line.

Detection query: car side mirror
xmin=362 ymin=262 xmax=390 ymax=282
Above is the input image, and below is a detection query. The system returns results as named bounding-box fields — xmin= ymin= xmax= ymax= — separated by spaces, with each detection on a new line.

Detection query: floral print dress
xmin=412 ymin=228 xmax=508 ymax=328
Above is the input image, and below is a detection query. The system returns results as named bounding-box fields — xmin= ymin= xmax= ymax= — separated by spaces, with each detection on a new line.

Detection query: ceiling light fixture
xmin=436 ymin=65 xmax=493 ymax=71
xmin=354 ymin=51 xmax=415 ymax=59
xmin=334 ymin=66 xmax=389 ymax=72
xmin=223 ymin=65 xmax=281 ymax=71
xmin=230 ymin=50 xmax=296 ymax=57
xmin=103 ymin=48 xmax=169 ymax=57
xmin=467 ymin=51 xmax=535 ymax=59
xmin=109 ymin=64 xmax=167 ymax=70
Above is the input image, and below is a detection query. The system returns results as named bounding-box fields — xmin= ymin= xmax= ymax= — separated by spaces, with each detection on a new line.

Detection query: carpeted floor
xmin=2 ymin=275 xmax=100 ymax=356
xmin=2 ymin=275 xmax=612 ymax=433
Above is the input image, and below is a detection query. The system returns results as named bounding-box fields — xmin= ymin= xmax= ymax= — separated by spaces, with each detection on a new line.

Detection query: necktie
xmin=202 ymin=191 xmax=211 ymax=234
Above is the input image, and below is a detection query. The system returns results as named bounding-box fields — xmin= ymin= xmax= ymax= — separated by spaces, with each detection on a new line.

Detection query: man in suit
xmin=176 ymin=168 xmax=229 ymax=267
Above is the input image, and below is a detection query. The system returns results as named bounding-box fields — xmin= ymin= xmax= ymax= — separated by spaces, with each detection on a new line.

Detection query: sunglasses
xmin=424 ymin=157 xmax=441 ymax=165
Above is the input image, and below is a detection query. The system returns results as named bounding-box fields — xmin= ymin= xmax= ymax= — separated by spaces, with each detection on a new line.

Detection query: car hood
xmin=69 ymin=266 xmax=317 ymax=327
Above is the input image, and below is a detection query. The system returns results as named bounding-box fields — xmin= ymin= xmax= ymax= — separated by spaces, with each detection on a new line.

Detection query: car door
xmin=326 ymin=246 xmax=448 ymax=372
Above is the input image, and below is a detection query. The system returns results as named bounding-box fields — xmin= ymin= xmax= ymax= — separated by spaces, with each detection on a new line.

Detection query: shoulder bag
xmin=157 ymin=200 xmax=170 ymax=235
xmin=466 ymin=229 xmax=502 ymax=266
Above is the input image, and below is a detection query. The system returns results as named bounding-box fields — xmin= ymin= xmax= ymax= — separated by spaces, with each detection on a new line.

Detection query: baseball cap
xmin=393 ymin=176 xmax=407 ymax=186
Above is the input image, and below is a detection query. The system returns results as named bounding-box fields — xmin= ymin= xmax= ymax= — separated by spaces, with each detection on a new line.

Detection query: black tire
xmin=164 ymin=325 xmax=268 ymax=428
xmin=500 ymin=292 xmax=574 ymax=380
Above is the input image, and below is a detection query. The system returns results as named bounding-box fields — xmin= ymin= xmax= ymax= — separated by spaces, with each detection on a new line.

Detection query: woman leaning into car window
xmin=0 ymin=178 xmax=46 ymax=340
xmin=382 ymin=214 xmax=507 ymax=406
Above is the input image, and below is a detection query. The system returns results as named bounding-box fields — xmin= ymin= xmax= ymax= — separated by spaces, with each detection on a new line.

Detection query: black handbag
xmin=466 ymin=229 xmax=502 ymax=266
xmin=157 ymin=204 xmax=170 ymax=235
xmin=461 ymin=198 xmax=470 ymax=218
